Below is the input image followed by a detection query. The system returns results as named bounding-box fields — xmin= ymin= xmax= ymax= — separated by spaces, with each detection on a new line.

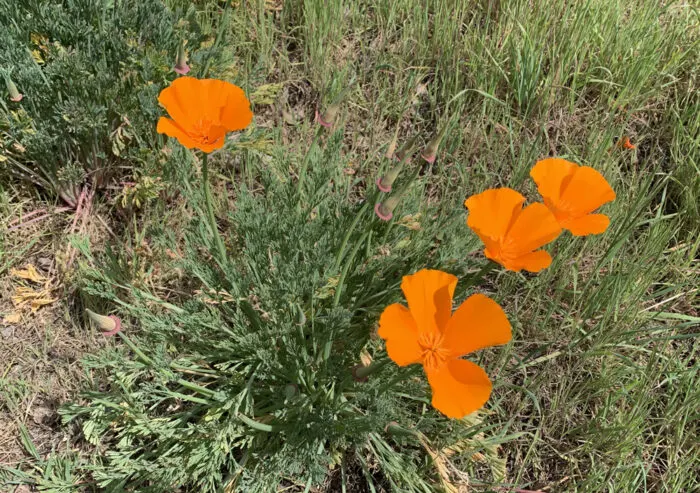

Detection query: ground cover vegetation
xmin=1 ymin=0 xmax=698 ymax=492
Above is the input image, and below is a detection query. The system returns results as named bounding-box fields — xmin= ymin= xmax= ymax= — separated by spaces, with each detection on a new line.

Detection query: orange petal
xmin=157 ymin=117 xmax=198 ymax=149
xmin=508 ymin=250 xmax=552 ymax=272
xmin=562 ymin=213 xmax=610 ymax=236
xmin=443 ymin=294 xmax=512 ymax=358
xmin=196 ymin=135 xmax=227 ymax=153
xmin=426 ymin=359 xmax=492 ymax=418
xmin=506 ymin=203 xmax=561 ymax=256
xmin=378 ymin=304 xmax=422 ymax=366
xmin=465 ymin=188 xmax=525 ymax=241
xmin=401 ymin=269 xmax=457 ymax=333
xmin=559 ymin=166 xmax=616 ymax=216
xmin=158 ymin=77 xmax=204 ymax=129
xmin=217 ymin=83 xmax=254 ymax=131
xmin=530 ymin=158 xmax=577 ymax=203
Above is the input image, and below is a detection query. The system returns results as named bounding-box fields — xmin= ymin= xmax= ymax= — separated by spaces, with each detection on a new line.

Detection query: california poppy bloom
xmin=157 ymin=77 xmax=253 ymax=153
xmin=465 ymin=188 xmax=561 ymax=272
xmin=378 ymin=269 xmax=511 ymax=418
xmin=530 ymin=158 xmax=616 ymax=236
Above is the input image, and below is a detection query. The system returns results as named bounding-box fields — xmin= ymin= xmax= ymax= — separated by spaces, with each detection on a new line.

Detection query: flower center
xmin=190 ymin=117 xmax=219 ymax=145
xmin=418 ymin=331 xmax=450 ymax=370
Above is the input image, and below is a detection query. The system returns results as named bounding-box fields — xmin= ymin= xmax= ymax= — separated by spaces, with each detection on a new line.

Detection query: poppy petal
xmin=217 ymin=83 xmax=254 ymax=131
xmin=158 ymin=77 xmax=205 ymax=130
xmin=465 ymin=188 xmax=525 ymax=241
xmin=559 ymin=166 xmax=616 ymax=215
xmin=443 ymin=294 xmax=512 ymax=358
xmin=530 ymin=158 xmax=577 ymax=203
xmin=196 ymin=135 xmax=227 ymax=153
xmin=509 ymin=249 xmax=552 ymax=272
xmin=562 ymin=213 xmax=610 ymax=236
xmin=157 ymin=117 xmax=198 ymax=149
xmin=378 ymin=304 xmax=422 ymax=366
xmin=426 ymin=359 xmax=492 ymax=418
xmin=401 ymin=269 xmax=457 ymax=333
xmin=506 ymin=203 xmax=561 ymax=255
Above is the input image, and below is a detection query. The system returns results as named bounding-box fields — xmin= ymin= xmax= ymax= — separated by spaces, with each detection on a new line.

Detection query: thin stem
xmin=334 ymin=202 xmax=370 ymax=271
xmin=201 ymin=153 xmax=227 ymax=261
xmin=334 ymin=231 xmax=368 ymax=307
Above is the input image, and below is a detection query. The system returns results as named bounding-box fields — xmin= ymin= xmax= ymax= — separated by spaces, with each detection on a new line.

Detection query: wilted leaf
xmin=10 ymin=264 xmax=46 ymax=283
xmin=30 ymin=49 xmax=44 ymax=64
xmin=12 ymin=286 xmax=56 ymax=311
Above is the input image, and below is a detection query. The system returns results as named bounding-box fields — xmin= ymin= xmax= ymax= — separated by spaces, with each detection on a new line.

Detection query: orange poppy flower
xmin=464 ymin=188 xmax=562 ymax=272
xmin=378 ymin=269 xmax=512 ymax=418
xmin=157 ymin=77 xmax=253 ymax=153
xmin=530 ymin=158 xmax=616 ymax=236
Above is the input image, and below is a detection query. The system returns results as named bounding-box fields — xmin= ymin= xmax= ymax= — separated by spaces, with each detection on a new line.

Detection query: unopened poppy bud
xmin=4 ymin=75 xmax=23 ymax=102
xmin=385 ymin=129 xmax=399 ymax=160
xmin=394 ymin=135 xmax=418 ymax=163
xmin=316 ymin=103 xmax=340 ymax=128
xmin=86 ymin=308 xmax=122 ymax=336
xmin=376 ymin=166 xmax=402 ymax=193
xmin=374 ymin=195 xmax=401 ymax=221
xmin=420 ymin=124 xmax=449 ymax=164
xmin=174 ymin=40 xmax=190 ymax=75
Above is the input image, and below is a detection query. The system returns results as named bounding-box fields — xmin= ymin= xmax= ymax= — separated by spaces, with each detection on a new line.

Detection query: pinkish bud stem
xmin=174 ymin=63 xmax=190 ymax=75
xmin=6 ymin=78 xmax=22 ymax=102
xmin=374 ymin=202 xmax=393 ymax=221
xmin=420 ymin=150 xmax=436 ymax=164
xmin=376 ymin=177 xmax=392 ymax=193
xmin=174 ymin=41 xmax=190 ymax=75
xmin=102 ymin=315 xmax=122 ymax=336
xmin=315 ymin=109 xmax=333 ymax=128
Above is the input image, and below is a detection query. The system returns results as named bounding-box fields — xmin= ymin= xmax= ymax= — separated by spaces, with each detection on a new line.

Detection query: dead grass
xmin=0 ymin=196 xmax=100 ymax=468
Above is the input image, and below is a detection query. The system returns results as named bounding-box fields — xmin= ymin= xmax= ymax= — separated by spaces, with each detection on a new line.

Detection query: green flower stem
xmin=117 ymin=331 xmax=154 ymax=365
xmin=238 ymin=413 xmax=282 ymax=433
xmin=118 ymin=332 xmax=216 ymax=399
xmin=334 ymin=201 xmax=370 ymax=271
xmin=201 ymin=153 xmax=227 ymax=261
xmin=333 ymin=231 xmax=368 ymax=307
xmin=176 ymin=378 xmax=217 ymax=398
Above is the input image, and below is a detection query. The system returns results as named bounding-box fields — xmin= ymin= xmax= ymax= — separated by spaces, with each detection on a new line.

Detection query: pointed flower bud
xmin=385 ymin=129 xmax=399 ymax=160
xmin=315 ymin=103 xmax=340 ymax=128
xmin=374 ymin=194 xmax=401 ymax=221
xmin=420 ymin=124 xmax=449 ymax=164
xmin=376 ymin=165 xmax=402 ymax=193
xmin=86 ymin=308 xmax=122 ymax=336
xmin=4 ymin=74 xmax=23 ymax=102
xmin=174 ymin=40 xmax=190 ymax=75
xmin=394 ymin=135 xmax=418 ymax=163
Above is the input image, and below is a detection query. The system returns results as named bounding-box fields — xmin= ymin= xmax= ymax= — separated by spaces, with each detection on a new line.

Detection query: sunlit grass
xmin=1 ymin=0 xmax=698 ymax=491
